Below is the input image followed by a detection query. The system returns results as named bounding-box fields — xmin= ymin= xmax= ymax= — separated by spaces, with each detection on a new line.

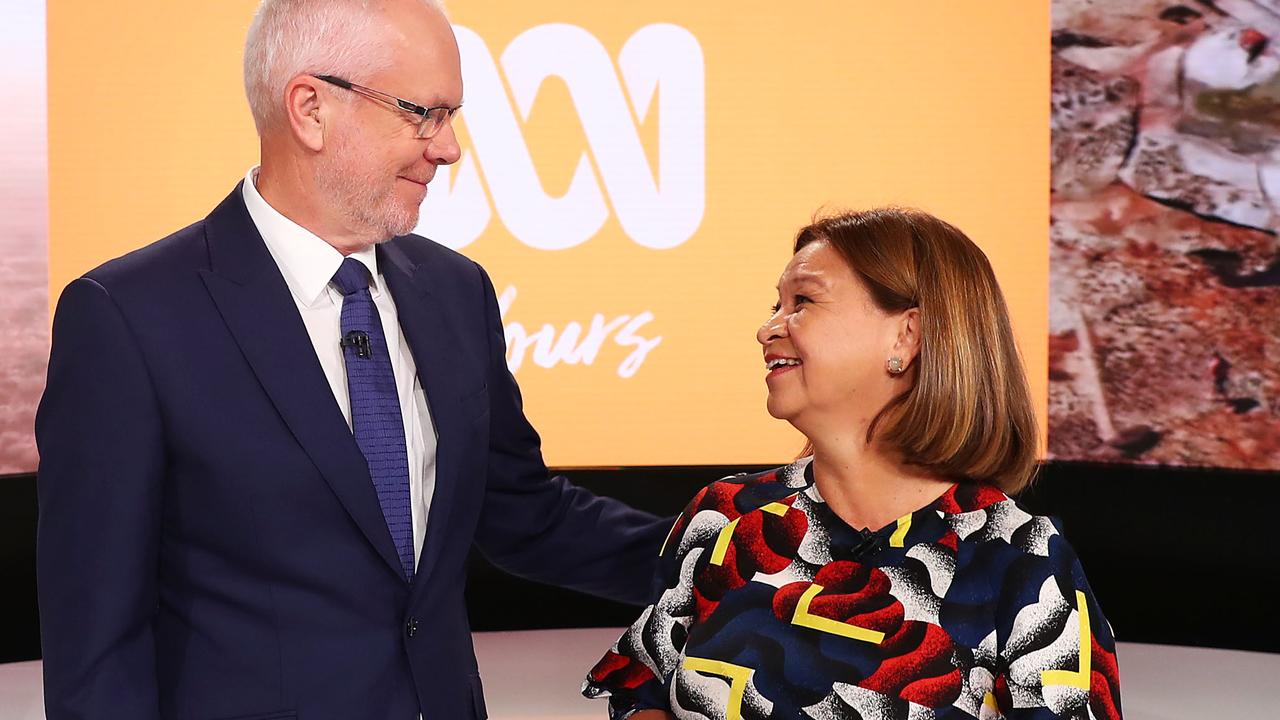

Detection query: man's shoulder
xmin=80 ymin=218 xmax=211 ymax=293
xmin=382 ymin=233 xmax=497 ymax=307
xmin=386 ymin=233 xmax=482 ymax=275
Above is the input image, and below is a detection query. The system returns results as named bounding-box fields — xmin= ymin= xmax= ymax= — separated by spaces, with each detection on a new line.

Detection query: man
xmin=35 ymin=0 xmax=667 ymax=717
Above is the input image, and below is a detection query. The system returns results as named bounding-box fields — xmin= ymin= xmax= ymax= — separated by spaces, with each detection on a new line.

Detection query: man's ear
xmin=283 ymin=75 xmax=327 ymax=152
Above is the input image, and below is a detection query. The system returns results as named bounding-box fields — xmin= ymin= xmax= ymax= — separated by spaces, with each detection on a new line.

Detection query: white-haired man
xmin=36 ymin=1 xmax=667 ymax=718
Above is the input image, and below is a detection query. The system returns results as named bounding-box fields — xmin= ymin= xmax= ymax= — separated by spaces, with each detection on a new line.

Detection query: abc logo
xmin=417 ymin=23 xmax=706 ymax=251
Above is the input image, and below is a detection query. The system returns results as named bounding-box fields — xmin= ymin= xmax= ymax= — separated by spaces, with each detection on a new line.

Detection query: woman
xmin=582 ymin=209 xmax=1122 ymax=719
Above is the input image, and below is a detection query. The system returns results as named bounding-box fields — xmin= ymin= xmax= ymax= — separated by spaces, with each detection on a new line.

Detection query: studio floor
xmin=2 ymin=628 xmax=1276 ymax=719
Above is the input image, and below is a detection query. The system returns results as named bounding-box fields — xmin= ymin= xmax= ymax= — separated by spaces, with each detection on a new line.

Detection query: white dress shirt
xmin=241 ymin=167 xmax=437 ymax=570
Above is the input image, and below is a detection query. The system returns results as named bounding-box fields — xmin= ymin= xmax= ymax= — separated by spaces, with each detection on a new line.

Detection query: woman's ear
xmin=893 ymin=307 xmax=922 ymax=371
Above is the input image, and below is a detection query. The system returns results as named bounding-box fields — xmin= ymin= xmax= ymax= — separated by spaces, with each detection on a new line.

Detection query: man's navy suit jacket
xmin=35 ymin=185 xmax=667 ymax=720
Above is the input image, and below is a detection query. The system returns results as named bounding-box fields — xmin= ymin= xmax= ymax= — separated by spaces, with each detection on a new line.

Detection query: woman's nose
xmin=757 ymin=312 xmax=786 ymax=345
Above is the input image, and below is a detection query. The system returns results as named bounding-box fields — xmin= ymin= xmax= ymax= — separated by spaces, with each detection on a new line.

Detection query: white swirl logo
xmin=417 ymin=23 xmax=706 ymax=251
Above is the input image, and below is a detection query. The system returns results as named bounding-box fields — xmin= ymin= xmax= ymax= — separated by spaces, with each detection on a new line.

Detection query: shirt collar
xmin=241 ymin=166 xmax=380 ymax=307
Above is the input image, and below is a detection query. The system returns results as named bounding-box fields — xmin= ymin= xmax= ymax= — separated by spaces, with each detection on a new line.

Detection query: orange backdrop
xmin=48 ymin=0 xmax=1049 ymax=467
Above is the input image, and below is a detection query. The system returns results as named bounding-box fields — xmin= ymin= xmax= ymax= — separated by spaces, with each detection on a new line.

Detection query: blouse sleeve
xmin=582 ymin=490 xmax=711 ymax=718
xmin=993 ymin=523 xmax=1123 ymax=720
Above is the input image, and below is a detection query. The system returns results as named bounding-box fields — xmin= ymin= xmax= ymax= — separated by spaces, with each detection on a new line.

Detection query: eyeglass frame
xmin=314 ymin=74 xmax=461 ymax=139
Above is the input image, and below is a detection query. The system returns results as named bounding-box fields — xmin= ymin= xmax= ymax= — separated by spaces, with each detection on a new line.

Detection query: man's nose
xmin=426 ymin=120 xmax=462 ymax=166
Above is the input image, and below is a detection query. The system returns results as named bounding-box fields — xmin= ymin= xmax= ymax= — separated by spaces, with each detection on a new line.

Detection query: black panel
xmin=1020 ymin=462 xmax=1279 ymax=654
xmin=0 ymin=474 xmax=39 ymax=663
xmin=5 ymin=461 xmax=1278 ymax=665
xmin=468 ymin=462 xmax=1280 ymax=655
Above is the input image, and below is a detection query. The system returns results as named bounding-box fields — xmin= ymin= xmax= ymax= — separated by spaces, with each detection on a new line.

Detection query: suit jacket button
xmin=406 ymin=617 xmax=419 ymax=638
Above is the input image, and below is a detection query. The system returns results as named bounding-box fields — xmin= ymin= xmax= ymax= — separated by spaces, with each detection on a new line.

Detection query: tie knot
xmin=331 ymin=257 xmax=372 ymax=296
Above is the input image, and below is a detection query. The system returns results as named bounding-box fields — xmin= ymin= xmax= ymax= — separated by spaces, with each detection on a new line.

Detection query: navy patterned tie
xmin=331 ymin=258 xmax=414 ymax=580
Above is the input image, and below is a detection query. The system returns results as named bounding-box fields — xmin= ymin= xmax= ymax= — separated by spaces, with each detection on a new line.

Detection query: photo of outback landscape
xmin=1050 ymin=0 xmax=1280 ymax=468
xmin=0 ymin=14 xmax=46 ymax=476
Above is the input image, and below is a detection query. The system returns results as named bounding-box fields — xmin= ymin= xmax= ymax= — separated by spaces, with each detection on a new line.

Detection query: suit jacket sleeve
xmin=36 ymin=277 xmax=165 ymax=719
xmin=582 ymin=491 xmax=706 ymax=717
xmin=470 ymin=264 xmax=669 ymax=605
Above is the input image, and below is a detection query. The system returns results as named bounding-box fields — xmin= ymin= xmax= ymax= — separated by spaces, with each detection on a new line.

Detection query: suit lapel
xmin=198 ymin=185 xmax=406 ymax=581
xmin=378 ymin=243 xmax=466 ymax=591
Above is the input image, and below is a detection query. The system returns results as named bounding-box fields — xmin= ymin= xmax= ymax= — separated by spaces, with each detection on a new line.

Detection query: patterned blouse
xmin=583 ymin=458 xmax=1122 ymax=719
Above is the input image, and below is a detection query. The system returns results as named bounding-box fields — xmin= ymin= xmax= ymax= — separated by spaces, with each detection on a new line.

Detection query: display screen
xmin=20 ymin=1 xmax=1269 ymax=473
xmin=1047 ymin=1 xmax=1280 ymax=468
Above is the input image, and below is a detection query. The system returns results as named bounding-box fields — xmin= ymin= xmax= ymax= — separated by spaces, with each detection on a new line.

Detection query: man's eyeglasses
xmin=315 ymin=74 xmax=460 ymax=139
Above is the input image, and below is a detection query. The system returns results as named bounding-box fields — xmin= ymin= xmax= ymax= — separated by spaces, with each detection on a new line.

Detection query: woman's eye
xmin=795 ymin=295 xmax=810 ymax=306
xmin=770 ymin=302 xmax=781 ymax=314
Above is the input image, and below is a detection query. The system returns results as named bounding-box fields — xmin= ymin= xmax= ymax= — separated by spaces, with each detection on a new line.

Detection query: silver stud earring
xmin=886 ymin=356 xmax=905 ymax=375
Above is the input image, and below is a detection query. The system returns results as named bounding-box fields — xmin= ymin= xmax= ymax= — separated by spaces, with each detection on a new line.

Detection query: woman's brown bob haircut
xmin=795 ymin=208 xmax=1039 ymax=494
